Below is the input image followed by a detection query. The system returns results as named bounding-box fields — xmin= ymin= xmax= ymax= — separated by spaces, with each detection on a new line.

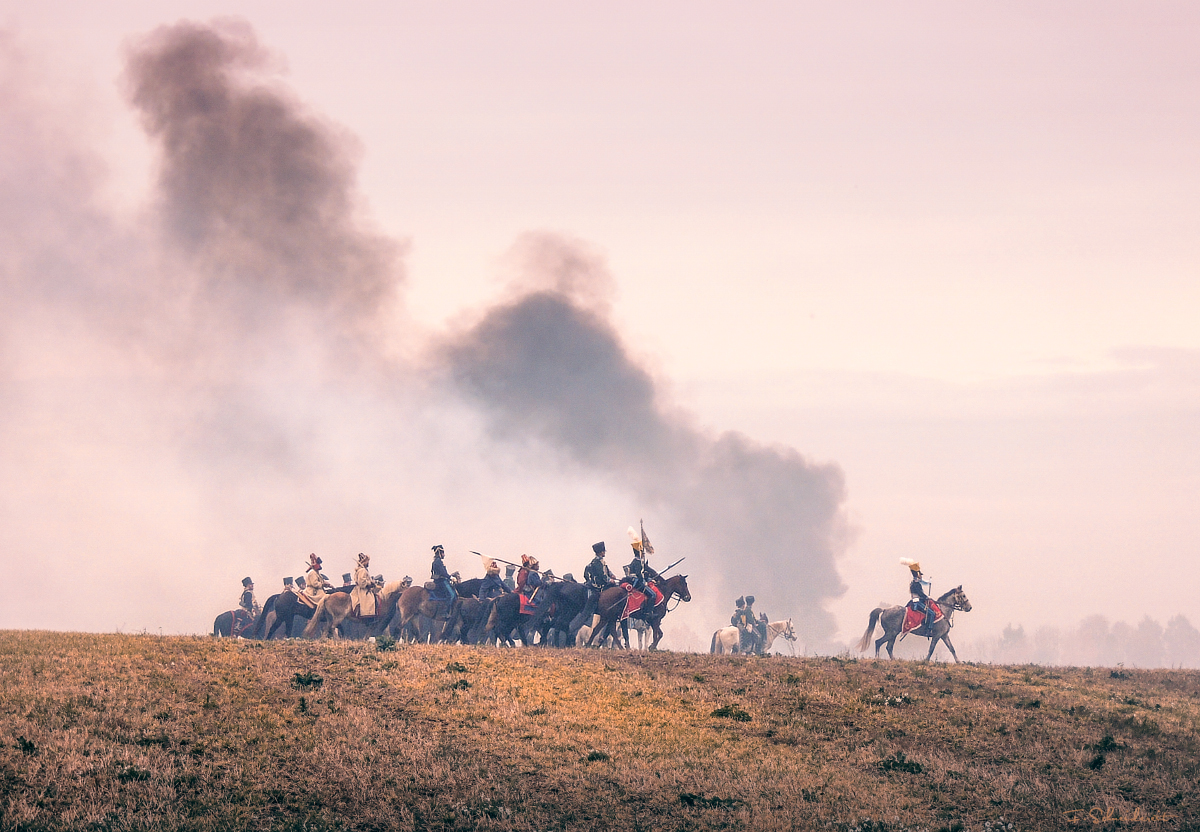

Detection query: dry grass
xmin=1 ymin=632 xmax=1197 ymax=831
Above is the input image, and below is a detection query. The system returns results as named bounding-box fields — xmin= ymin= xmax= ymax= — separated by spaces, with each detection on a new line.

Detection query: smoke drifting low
xmin=441 ymin=235 xmax=850 ymax=638
xmin=1 ymin=20 xmax=850 ymax=639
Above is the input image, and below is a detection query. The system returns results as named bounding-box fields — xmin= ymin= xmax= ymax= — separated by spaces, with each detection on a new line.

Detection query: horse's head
xmin=782 ymin=619 xmax=797 ymax=642
xmin=950 ymin=585 xmax=971 ymax=612
xmin=667 ymin=574 xmax=692 ymax=602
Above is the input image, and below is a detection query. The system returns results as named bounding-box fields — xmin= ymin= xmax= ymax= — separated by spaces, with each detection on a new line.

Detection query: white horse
xmin=710 ymin=619 xmax=797 ymax=655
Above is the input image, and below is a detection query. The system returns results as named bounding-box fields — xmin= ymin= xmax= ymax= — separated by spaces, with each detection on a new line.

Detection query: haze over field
xmin=1 ymin=4 xmax=1198 ymax=660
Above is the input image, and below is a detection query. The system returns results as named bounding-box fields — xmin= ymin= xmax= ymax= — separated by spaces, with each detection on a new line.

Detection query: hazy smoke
xmin=2 ymin=20 xmax=849 ymax=639
xmin=441 ymin=234 xmax=850 ymax=638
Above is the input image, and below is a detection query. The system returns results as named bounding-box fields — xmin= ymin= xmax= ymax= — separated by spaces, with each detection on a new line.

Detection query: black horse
xmin=212 ymin=609 xmax=254 ymax=637
xmin=262 ymin=591 xmax=321 ymax=640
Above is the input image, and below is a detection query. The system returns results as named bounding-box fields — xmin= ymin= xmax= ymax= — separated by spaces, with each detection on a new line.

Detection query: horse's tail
xmin=302 ymin=597 xmax=327 ymax=639
xmin=213 ymin=614 xmax=223 ymax=637
xmin=857 ymin=608 xmax=883 ymax=652
xmin=710 ymin=630 xmax=718 ymax=654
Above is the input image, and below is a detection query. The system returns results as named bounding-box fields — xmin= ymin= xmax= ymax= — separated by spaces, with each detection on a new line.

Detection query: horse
xmin=390 ymin=584 xmax=461 ymax=644
xmin=262 ymin=590 xmax=330 ymax=640
xmin=584 ymin=575 xmax=692 ymax=651
xmin=302 ymin=581 xmax=410 ymax=640
xmin=536 ymin=582 xmax=594 ymax=647
xmin=856 ymin=586 xmax=972 ymax=661
xmin=212 ymin=609 xmax=255 ymax=637
xmin=710 ymin=619 xmax=797 ymax=655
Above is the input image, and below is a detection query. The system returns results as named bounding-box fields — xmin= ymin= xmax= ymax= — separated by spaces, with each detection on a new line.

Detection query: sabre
xmin=655 ymin=556 xmax=686 ymax=577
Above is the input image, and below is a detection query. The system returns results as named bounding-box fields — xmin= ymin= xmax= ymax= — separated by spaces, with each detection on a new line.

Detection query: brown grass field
xmin=1 ymin=631 xmax=1197 ymax=831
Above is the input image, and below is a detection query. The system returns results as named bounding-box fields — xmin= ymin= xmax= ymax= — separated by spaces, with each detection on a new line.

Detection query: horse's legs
xmin=874 ymin=635 xmax=887 ymax=658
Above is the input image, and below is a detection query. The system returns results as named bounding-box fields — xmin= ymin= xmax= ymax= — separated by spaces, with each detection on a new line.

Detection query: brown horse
xmin=391 ymin=585 xmax=461 ymax=643
xmin=302 ymin=582 xmax=410 ymax=640
xmin=585 ymin=574 xmax=692 ymax=651
xmin=857 ymin=586 xmax=972 ymax=661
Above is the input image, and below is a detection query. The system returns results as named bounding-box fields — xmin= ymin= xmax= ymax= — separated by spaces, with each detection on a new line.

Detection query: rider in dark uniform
xmin=731 ymin=596 xmax=755 ymax=653
xmin=626 ymin=542 xmax=660 ymax=610
xmin=478 ymin=559 xmax=508 ymax=602
xmin=431 ymin=545 xmax=454 ymax=601
xmin=744 ymin=596 xmax=767 ymax=655
xmin=239 ymin=577 xmax=259 ymax=618
xmin=903 ymin=559 xmax=934 ymax=628
xmin=585 ymin=541 xmax=617 ymax=592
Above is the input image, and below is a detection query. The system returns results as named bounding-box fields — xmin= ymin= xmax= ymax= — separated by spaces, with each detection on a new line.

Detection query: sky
xmin=1 ymin=2 xmax=1198 ymax=659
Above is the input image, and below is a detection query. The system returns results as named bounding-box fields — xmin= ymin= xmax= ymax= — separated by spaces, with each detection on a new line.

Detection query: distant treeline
xmin=965 ymin=614 xmax=1200 ymax=668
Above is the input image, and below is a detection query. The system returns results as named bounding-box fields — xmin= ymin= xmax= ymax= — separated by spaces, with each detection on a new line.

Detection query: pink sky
xmin=2 ymin=3 xmax=1197 ymax=654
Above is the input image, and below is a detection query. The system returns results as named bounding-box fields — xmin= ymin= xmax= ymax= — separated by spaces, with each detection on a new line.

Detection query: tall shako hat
xmin=735 ymin=596 xmax=745 ymax=608
xmin=432 ymin=544 xmax=445 ymax=557
xmin=342 ymin=573 xmax=353 ymax=583
xmin=296 ymin=576 xmax=307 ymax=587
xmin=592 ymin=541 xmax=606 ymax=556
xmin=242 ymin=577 xmax=253 ymax=587
xmin=745 ymin=595 xmax=756 ymax=605
xmin=283 ymin=577 xmax=293 ymax=586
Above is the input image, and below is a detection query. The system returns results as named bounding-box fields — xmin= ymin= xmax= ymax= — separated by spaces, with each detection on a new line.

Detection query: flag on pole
xmin=640 ymin=519 xmax=654 ymax=556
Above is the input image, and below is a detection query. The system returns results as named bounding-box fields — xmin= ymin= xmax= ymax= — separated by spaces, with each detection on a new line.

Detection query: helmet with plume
xmin=900 ymin=558 xmax=922 ymax=575
xmin=627 ymin=526 xmax=643 ymax=553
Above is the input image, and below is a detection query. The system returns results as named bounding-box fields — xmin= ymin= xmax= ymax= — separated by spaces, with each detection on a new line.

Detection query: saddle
xmin=351 ymin=589 xmax=382 ymax=620
xmin=620 ymin=586 xmax=661 ymax=621
xmin=231 ymin=609 xmax=254 ymax=637
xmin=902 ymin=600 xmax=944 ymax=635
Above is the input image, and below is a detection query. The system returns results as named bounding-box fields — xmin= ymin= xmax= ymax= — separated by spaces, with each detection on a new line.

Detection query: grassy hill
xmin=1 ymin=632 xmax=1197 ymax=831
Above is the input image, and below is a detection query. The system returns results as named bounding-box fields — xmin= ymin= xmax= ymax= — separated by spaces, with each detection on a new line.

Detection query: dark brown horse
xmin=857 ymin=585 xmax=972 ymax=661
xmin=261 ymin=591 xmax=321 ymax=640
xmin=585 ymin=574 xmax=692 ymax=651
xmin=212 ymin=609 xmax=254 ymax=637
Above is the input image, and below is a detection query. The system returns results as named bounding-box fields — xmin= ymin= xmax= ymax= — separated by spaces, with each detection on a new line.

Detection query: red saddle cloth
xmin=519 ymin=592 xmax=539 ymax=615
xmin=231 ymin=609 xmax=254 ymax=637
xmin=902 ymin=601 xmax=944 ymax=635
xmin=621 ymin=586 xmax=662 ymax=620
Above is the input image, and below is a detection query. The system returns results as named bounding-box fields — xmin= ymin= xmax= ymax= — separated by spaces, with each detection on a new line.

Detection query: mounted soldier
xmin=731 ymin=596 xmax=758 ymax=653
xmin=478 ymin=558 xmax=508 ymax=602
xmin=901 ymin=558 xmax=935 ymax=629
xmin=516 ymin=554 xmax=544 ymax=609
xmin=239 ymin=577 xmax=259 ymax=618
xmin=624 ymin=527 xmax=662 ymax=613
xmin=351 ymin=553 xmax=380 ymax=617
xmin=302 ymin=554 xmax=326 ymax=608
xmin=744 ymin=596 xmax=767 ymax=655
xmin=430 ymin=545 xmax=455 ymax=602
xmin=282 ymin=576 xmax=296 ymax=595
xmin=502 ymin=565 xmax=517 ymax=592
xmin=584 ymin=541 xmax=618 ymax=592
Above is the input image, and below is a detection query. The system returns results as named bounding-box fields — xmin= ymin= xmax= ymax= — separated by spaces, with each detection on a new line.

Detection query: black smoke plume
xmin=441 ymin=234 xmax=850 ymax=639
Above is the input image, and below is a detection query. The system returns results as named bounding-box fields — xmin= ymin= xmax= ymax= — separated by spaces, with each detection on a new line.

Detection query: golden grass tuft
xmin=1 ymin=632 xmax=1197 ymax=830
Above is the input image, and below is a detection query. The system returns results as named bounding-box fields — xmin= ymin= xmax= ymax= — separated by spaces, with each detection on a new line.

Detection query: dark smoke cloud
xmin=441 ymin=234 xmax=850 ymax=639
xmin=125 ymin=19 xmax=403 ymax=342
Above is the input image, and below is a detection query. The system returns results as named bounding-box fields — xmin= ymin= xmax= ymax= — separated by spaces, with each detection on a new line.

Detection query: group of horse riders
xmin=234 ymin=524 xmax=674 ymax=630
xmin=729 ymin=595 xmax=771 ymax=655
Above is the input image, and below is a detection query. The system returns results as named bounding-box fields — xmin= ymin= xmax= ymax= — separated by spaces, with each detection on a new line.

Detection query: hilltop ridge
xmin=1 ymin=632 xmax=1197 ymax=831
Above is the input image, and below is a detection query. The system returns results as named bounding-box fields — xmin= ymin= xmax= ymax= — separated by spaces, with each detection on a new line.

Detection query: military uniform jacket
xmin=909 ymin=578 xmax=930 ymax=603
xmin=733 ymin=609 xmax=754 ymax=631
xmin=239 ymin=589 xmax=258 ymax=617
xmin=584 ymin=556 xmax=615 ymax=589
xmin=479 ymin=573 xmax=507 ymax=601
